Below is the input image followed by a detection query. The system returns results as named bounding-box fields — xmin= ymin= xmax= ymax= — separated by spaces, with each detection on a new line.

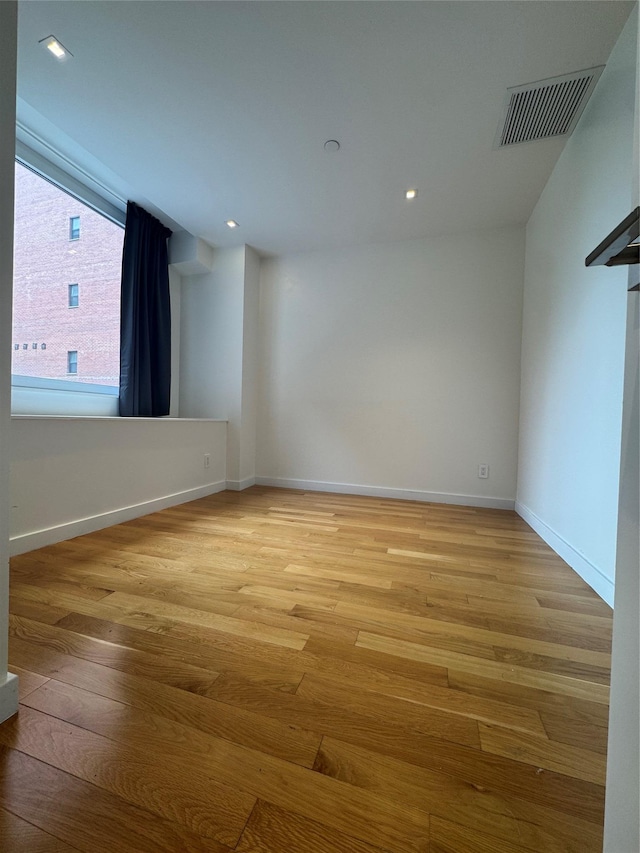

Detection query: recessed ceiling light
xmin=39 ymin=35 xmax=72 ymax=60
xmin=324 ymin=140 xmax=340 ymax=152
xmin=225 ymin=220 xmax=239 ymax=229
xmin=405 ymin=189 xmax=418 ymax=200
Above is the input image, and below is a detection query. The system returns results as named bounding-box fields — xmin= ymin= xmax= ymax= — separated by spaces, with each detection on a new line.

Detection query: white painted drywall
xmin=604 ymin=8 xmax=639 ymax=849
xmin=169 ymin=265 xmax=181 ymax=418
xmin=517 ymin=10 xmax=637 ymax=604
xmin=0 ymin=0 xmax=19 ymax=721
xmin=256 ymin=227 xmax=525 ymax=506
xmin=179 ymin=245 xmax=259 ymax=488
xmin=239 ymin=246 xmax=260 ymax=484
xmin=605 ymin=291 xmax=640 ymax=852
xmin=179 ymin=247 xmax=245 ymax=479
xmin=10 ymin=417 xmax=227 ymax=555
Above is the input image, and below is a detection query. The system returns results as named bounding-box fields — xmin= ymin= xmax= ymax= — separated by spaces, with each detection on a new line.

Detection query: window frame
xmin=15 ymin=140 xmax=126 ymax=228
xmin=68 ymin=282 xmax=79 ymax=308
xmin=12 ymin=142 xmax=127 ymax=416
xmin=69 ymin=215 xmax=80 ymax=240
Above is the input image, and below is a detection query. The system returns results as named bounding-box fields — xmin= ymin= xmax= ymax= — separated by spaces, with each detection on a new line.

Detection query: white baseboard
xmin=0 ymin=672 xmax=19 ymax=723
xmin=515 ymin=501 xmax=614 ymax=606
xmin=226 ymin=477 xmax=256 ymax=492
xmin=255 ymin=477 xmax=515 ymax=510
xmin=9 ymin=480 xmax=227 ymax=556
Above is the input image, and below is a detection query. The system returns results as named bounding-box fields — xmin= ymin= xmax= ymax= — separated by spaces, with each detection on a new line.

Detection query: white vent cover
xmin=495 ymin=66 xmax=604 ymax=148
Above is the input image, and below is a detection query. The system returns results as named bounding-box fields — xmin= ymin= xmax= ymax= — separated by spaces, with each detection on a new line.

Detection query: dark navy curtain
xmin=119 ymin=202 xmax=172 ymax=417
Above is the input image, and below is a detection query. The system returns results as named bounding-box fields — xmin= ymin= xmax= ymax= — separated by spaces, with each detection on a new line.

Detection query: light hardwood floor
xmin=1 ymin=487 xmax=612 ymax=852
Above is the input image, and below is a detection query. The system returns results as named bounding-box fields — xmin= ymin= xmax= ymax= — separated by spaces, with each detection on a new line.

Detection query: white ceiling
xmin=16 ymin=1 xmax=634 ymax=256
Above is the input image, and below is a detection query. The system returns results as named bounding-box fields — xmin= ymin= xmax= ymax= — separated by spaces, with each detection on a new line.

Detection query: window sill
xmin=11 ymin=374 xmax=119 ymax=416
xmin=11 ymin=415 xmax=227 ymax=423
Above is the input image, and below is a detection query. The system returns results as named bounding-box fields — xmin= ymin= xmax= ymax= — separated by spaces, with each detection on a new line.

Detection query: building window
xmin=32 ymin=342 xmax=37 ymax=349
xmin=22 ymin=343 xmax=27 ymax=350
xmin=12 ymin=161 xmax=124 ymax=391
xmin=67 ymin=350 xmax=78 ymax=374
xmin=41 ymin=343 xmax=46 ymax=350
xmin=13 ymin=343 xmax=18 ymax=350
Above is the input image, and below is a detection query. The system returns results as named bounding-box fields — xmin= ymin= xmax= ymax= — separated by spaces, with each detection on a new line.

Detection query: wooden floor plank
xmin=17 ymin=681 xmax=430 ymax=853
xmin=429 ymin=814 xmax=543 ymax=853
xmin=9 ymin=616 xmax=224 ymax=696
xmin=335 ymin=600 xmax=611 ymax=668
xmin=539 ymin=709 xmax=609 ymax=755
xmin=208 ymin=668 xmax=480 ymax=769
xmin=235 ymin=800 xmax=393 ymax=853
xmin=50 ymin=611 xmax=306 ymax=692
xmin=295 ymin=671 xmax=482 ymax=747
xmin=357 ymin=632 xmax=610 ymax=703
xmin=0 ymin=747 xmax=231 ymax=853
xmin=8 ymin=594 xmax=72 ymax=626
xmin=3 ymin=486 xmax=610 ymax=853
xmin=285 ymin=562 xmax=394 ymax=589
xmin=302 ymin=636 xmax=547 ymax=736
xmin=0 ymin=706 xmax=255 ymax=847
xmin=478 ymin=722 xmax=607 ymax=785
xmin=446 ymin=670 xmax=610 ymax=725
xmin=205 ymin=672 xmax=604 ymax=822
xmin=10 ymin=645 xmax=319 ymax=766
xmin=12 ymin=583 xmax=310 ymax=650
xmin=314 ymin=737 xmax=603 ymax=853
xmin=231 ymin=602 xmax=360 ymax=645
xmin=0 ymin=807 xmax=81 ymax=853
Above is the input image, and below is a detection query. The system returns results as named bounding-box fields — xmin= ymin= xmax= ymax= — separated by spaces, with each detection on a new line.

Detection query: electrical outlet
xmin=478 ymin=463 xmax=489 ymax=479
xmin=204 ymin=453 xmax=210 ymax=469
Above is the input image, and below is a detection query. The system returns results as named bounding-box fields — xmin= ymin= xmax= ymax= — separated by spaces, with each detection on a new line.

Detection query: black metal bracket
xmin=586 ymin=207 xmax=639 ymax=291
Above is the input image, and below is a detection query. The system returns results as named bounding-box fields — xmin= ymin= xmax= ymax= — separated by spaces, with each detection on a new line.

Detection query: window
xmin=12 ymin=161 xmax=124 ymax=393
xmin=69 ymin=215 xmax=80 ymax=240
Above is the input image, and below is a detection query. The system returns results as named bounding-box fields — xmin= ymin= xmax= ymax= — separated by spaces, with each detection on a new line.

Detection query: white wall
xmin=239 ymin=245 xmax=260 ymax=483
xmin=168 ymin=265 xmax=181 ymax=418
xmin=604 ymin=9 xmax=639 ymax=849
xmin=605 ymin=288 xmax=639 ymax=852
xmin=517 ymin=10 xmax=637 ymax=605
xmin=10 ymin=417 xmax=227 ymax=555
xmin=179 ymin=245 xmax=259 ymax=489
xmin=0 ymin=0 xmax=19 ymax=722
xmin=180 ymin=247 xmax=245 ymax=478
xmin=256 ymin=227 xmax=524 ymax=507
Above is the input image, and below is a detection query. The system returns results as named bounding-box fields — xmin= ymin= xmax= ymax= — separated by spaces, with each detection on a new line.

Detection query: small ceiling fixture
xmin=324 ymin=140 xmax=340 ymax=152
xmin=39 ymin=35 xmax=72 ymax=60
xmin=405 ymin=189 xmax=418 ymax=200
xmin=225 ymin=220 xmax=239 ymax=229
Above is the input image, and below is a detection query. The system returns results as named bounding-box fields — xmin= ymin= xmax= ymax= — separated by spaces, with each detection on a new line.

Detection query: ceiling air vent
xmin=495 ymin=66 xmax=604 ymax=148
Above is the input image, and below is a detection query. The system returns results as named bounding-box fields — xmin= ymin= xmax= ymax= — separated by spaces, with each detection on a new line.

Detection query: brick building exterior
xmin=11 ymin=163 xmax=124 ymax=386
